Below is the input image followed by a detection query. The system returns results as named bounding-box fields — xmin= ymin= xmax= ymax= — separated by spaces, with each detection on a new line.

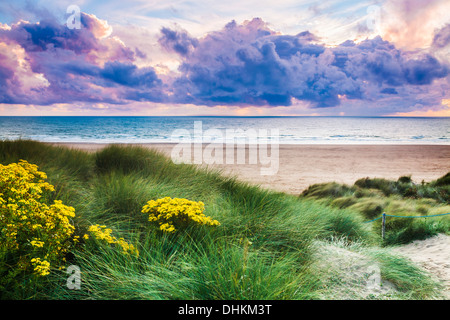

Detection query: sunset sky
xmin=0 ymin=0 xmax=449 ymax=116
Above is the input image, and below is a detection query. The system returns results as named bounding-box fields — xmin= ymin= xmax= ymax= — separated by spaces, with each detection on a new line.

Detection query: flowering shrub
xmin=0 ymin=160 xmax=76 ymax=276
xmin=87 ymin=224 xmax=139 ymax=257
xmin=142 ymin=197 xmax=220 ymax=233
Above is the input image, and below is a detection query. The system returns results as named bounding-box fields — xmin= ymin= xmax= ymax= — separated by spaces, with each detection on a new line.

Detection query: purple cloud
xmin=0 ymin=12 xmax=164 ymax=105
xmin=100 ymin=62 xmax=160 ymax=88
xmin=380 ymin=87 xmax=398 ymax=95
xmin=0 ymin=12 xmax=448 ymax=113
xmin=158 ymin=27 xmax=198 ymax=56
xmin=161 ymin=19 xmax=448 ymax=108
xmin=162 ymin=19 xmax=359 ymax=107
xmin=335 ymin=37 xmax=448 ymax=86
xmin=433 ymin=23 xmax=450 ymax=48
xmin=0 ymin=57 xmax=15 ymax=103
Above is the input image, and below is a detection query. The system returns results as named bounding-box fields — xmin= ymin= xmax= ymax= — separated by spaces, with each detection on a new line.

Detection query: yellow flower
xmin=142 ymin=197 xmax=220 ymax=233
xmin=30 ymin=239 xmax=45 ymax=248
xmin=31 ymin=258 xmax=51 ymax=276
xmin=87 ymin=224 xmax=139 ymax=257
xmin=0 ymin=160 xmax=76 ymax=276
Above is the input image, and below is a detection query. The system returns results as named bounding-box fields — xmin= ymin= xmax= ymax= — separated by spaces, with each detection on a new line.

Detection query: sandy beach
xmin=50 ymin=143 xmax=450 ymax=195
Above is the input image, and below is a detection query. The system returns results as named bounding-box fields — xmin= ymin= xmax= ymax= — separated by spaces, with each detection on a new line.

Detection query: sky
xmin=0 ymin=0 xmax=449 ymax=116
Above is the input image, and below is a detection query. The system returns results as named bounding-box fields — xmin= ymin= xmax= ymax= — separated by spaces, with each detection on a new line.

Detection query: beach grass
xmin=0 ymin=140 xmax=446 ymax=299
xmin=311 ymin=238 xmax=443 ymax=300
xmin=300 ymin=175 xmax=450 ymax=245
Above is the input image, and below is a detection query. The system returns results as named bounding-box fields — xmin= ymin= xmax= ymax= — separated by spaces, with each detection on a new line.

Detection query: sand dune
xmin=51 ymin=143 xmax=450 ymax=195
xmin=393 ymin=234 xmax=450 ymax=299
xmin=49 ymin=142 xmax=450 ymax=299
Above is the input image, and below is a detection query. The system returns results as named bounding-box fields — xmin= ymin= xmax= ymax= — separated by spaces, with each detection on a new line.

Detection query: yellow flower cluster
xmin=0 ymin=160 xmax=76 ymax=276
xmin=30 ymin=258 xmax=51 ymax=277
xmin=88 ymin=224 xmax=139 ymax=257
xmin=141 ymin=197 xmax=220 ymax=233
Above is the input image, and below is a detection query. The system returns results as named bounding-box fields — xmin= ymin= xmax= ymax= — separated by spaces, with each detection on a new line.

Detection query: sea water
xmin=0 ymin=116 xmax=448 ymax=145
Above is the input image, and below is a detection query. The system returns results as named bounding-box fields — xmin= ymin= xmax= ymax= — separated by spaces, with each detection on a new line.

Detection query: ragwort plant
xmin=0 ymin=160 xmax=76 ymax=277
xmin=87 ymin=224 xmax=139 ymax=257
xmin=0 ymin=160 xmax=138 ymax=281
xmin=142 ymin=197 xmax=220 ymax=233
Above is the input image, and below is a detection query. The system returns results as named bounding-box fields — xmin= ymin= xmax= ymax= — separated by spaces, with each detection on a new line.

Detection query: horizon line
xmin=0 ymin=115 xmax=449 ymax=118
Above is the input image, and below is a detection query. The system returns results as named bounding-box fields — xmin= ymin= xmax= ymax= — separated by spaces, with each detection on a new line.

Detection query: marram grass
xmin=300 ymin=176 xmax=450 ymax=245
xmin=0 ymin=140 xmax=446 ymax=300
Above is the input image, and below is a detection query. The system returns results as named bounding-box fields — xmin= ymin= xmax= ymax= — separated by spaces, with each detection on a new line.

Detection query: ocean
xmin=0 ymin=116 xmax=449 ymax=145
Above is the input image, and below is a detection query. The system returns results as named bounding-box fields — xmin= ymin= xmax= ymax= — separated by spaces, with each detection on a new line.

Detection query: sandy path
xmin=393 ymin=234 xmax=450 ymax=299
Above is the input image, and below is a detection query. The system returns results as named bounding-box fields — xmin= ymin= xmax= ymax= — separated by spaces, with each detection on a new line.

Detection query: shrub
xmin=0 ymin=160 xmax=76 ymax=277
xmin=142 ymin=197 xmax=220 ymax=233
xmin=0 ymin=159 xmax=137 ymax=282
xmin=402 ymin=186 xmax=418 ymax=198
xmin=397 ymin=175 xmax=412 ymax=184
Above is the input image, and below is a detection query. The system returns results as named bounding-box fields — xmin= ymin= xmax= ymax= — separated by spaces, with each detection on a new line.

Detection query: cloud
xmin=0 ymin=55 xmax=15 ymax=103
xmin=100 ymin=61 xmax=160 ymax=88
xmin=163 ymin=18 xmax=360 ymax=107
xmin=162 ymin=19 xmax=448 ymax=109
xmin=379 ymin=0 xmax=450 ymax=49
xmin=334 ymin=36 xmax=449 ymax=86
xmin=433 ymin=23 xmax=450 ymax=49
xmin=0 ymin=12 xmax=164 ymax=105
xmin=380 ymin=88 xmax=398 ymax=95
xmin=0 ymin=9 xmax=448 ymax=115
xmin=159 ymin=26 xmax=198 ymax=56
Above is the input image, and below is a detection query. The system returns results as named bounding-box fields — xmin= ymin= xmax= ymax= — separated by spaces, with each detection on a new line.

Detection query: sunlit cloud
xmin=379 ymin=0 xmax=450 ymax=50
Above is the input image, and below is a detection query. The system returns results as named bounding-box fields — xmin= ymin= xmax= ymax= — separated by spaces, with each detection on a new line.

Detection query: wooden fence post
xmin=381 ymin=212 xmax=386 ymax=240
